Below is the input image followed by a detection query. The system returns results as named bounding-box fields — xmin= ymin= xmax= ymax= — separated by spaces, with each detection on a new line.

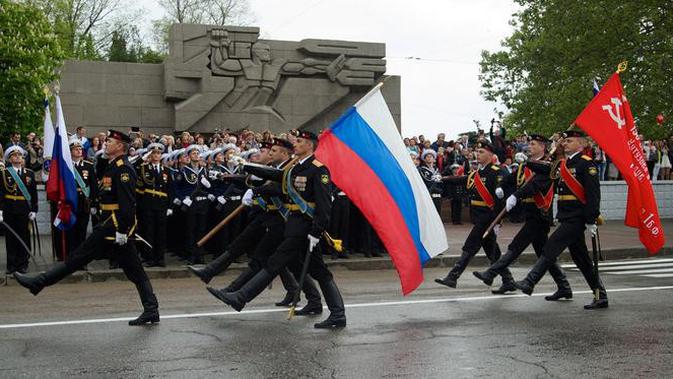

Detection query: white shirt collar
xmin=298 ymin=154 xmax=313 ymax=165
xmin=567 ymin=151 xmax=581 ymax=160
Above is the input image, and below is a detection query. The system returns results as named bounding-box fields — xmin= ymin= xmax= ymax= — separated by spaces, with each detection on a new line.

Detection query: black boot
xmin=14 ymin=263 xmax=72 ymax=296
xmin=514 ymin=256 xmax=551 ymax=296
xmin=492 ymin=267 xmax=516 ymax=295
xmin=314 ymin=278 xmax=346 ymax=329
xmin=187 ymin=251 xmax=235 ymax=284
xmin=436 ymin=250 xmax=473 ymax=288
xmin=473 ymin=270 xmax=496 ymax=286
xmin=275 ymin=291 xmax=297 ymax=307
xmin=584 ymin=292 xmax=609 ymax=310
xmin=128 ymin=280 xmax=160 ymax=326
xmin=545 ymin=282 xmax=573 ymax=301
xmin=207 ymin=269 xmax=274 ymax=312
xmin=294 ymin=301 xmax=323 ymax=316
xmin=276 ymin=268 xmax=299 ymax=306
xmin=223 ymin=266 xmax=259 ymax=292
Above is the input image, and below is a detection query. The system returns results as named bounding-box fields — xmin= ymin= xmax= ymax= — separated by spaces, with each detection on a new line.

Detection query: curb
xmin=3 ymin=247 xmax=671 ymax=287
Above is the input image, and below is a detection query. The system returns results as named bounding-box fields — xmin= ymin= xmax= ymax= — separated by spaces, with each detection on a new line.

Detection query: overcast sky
xmin=136 ymin=0 xmax=519 ymax=140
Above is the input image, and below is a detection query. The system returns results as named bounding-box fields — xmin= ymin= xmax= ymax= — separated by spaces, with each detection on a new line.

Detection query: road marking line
xmin=2 ymin=285 xmax=673 ymax=329
xmin=597 ymin=263 xmax=673 ymax=271
xmin=610 ymin=268 xmax=673 ymax=275
xmin=561 ymin=258 xmax=673 ymax=268
xmin=644 ymin=274 xmax=673 ymax=278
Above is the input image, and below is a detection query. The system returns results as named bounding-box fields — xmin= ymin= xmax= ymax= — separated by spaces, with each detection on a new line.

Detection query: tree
xmin=153 ymin=0 xmax=254 ymax=52
xmin=479 ymin=0 xmax=673 ymax=139
xmin=24 ymin=0 xmax=121 ymax=59
xmin=107 ymin=24 xmax=166 ymax=63
xmin=0 ymin=1 xmax=64 ymax=138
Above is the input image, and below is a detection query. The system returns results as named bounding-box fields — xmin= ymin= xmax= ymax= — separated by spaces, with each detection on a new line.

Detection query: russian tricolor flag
xmin=316 ymin=84 xmax=448 ymax=295
xmin=46 ymin=95 xmax=78 ymax=230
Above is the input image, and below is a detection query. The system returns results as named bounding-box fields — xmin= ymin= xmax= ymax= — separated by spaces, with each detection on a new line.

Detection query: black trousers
xmin=167 ymin=207 xmax=185 ymax=255
xmin=266 ymin=236 xmax=334 ymax=284
xmin=450 ymin=198 xmax=462 ymax=224
xmin=540 ymin=221 xmax=605 ymax=292
xmin=248 ymin=219 xmax=285 ymax=267
xmin=142 ymin=208 xmax=167 ymax=263
xmin=184 ymin=201 xmax=208 ymax=260
xmin=4 ymin=211 xmax=30 ymax=273
xmin=328 ymin=196 xmax=350 ymax=253
xmin=66 ymin=211 xmax=90 ymax=256
xmin=64 ymin=224 xmax=149 ymax=285
xmin=451 ymin=220 xmax=506 ymax=279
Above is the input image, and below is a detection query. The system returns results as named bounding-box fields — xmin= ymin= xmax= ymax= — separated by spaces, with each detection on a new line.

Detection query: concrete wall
xmin=60 ymin=61 xmax=173 ymax=137
xmin=600 ymin=180 xmax=673 ymax=220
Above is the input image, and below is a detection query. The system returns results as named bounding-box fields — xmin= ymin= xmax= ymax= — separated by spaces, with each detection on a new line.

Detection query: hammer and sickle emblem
xmin=601 ymin=97 xmax=626 ymax=130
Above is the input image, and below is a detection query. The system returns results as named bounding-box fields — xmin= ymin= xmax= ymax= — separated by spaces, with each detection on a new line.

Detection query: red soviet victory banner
xmin=573 ymin=71 xmax=665 ymax=254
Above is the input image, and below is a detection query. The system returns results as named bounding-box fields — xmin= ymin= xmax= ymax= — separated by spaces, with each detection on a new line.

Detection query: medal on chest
xmin=294 ymin=176 xmax=307 ymax=192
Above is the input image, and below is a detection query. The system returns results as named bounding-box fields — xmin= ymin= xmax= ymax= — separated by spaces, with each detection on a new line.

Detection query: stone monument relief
xmin=59 ymin=24 xmax=400 ymax=135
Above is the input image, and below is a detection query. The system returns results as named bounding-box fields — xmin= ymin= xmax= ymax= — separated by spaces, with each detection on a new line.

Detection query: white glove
xmin=0 ymin=210 xmax=3 ymax=223
xmin=495 ymin=187 xmax=504 ymax=199
xmin=28 ymin=212 xmax=37 ymax=221
xmin=586 ymin=224 xmax=598 ymax=236
xmin=90 ymin=207 xmax=97 ymax=215
xmin=431 ymin=174 xmax=442 ymax=182
xmin=166 ymin=209 xmax=173 ymax=216
xmin=182 ymin=197 xmax=193 ymax=207
xmin=217 ymin=196 xmax=226 ymax=205
xmin=207 ymin=194 xmax=216 ymax=201
xmin=493 ymin=224 xmax=501 ymax=236
xmin=200 ymin=176 xmax=211 ymax=188
xmin=505 ymin=195 xmax=517 ymax=212
xmin=308 ymin=234 xmax=320 ymax=252
xmin=173 ymin=198 xmax=182 ymax=206
xmin=242 ymin=189 xmax=254 ymax=207
xmin=114 ymin=232 xmax=128 ymax=245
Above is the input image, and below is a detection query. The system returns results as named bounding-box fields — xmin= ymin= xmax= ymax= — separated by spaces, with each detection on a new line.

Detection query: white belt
xmin=229 ymin=196 xmax=242 ymax=201
xmin=431 ymin=194 xmax=442 ymax=198
xmin=195 ymin=196 xmax=208 ymax=201
xmin=337 ymin=191 xmax=346 ymax=196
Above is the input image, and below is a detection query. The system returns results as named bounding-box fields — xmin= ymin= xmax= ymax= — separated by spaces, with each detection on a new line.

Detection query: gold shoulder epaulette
xmin=581 ymin=155 xmax=592 ymax=161
xmin=84 ymin=159 xmax=94 ymax=165
xmin=116 ymin=159 xmax=124 ymax=167
xmin=491 ymin=165 xmax=500 ymax=170
xmin=25 ymin=168 xmax=34 ymax=173
xmin=312 ymin=159 xmax=324 ymax=167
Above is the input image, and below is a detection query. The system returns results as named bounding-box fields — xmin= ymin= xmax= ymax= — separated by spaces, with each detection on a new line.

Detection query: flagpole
xmin=353 ymin=78 xmax=388 ymax=108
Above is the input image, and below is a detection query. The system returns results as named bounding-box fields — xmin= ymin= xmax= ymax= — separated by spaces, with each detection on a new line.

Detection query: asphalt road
xmin=2 ymin=260 xmax=673 ymax=378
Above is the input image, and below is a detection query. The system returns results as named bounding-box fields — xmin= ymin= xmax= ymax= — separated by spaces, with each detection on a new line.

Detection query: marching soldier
xmin=190 ymin=138 xmax=322 ymax=312
xmin=435 ymin=141 xmax=515 ymax=291
xmin=473 ymin=135 xmax=573 ymax=299
xmin=137 ymin=143 xmax=172 ymax=267
xmin=512 ymin=130 xmax=608 ymax=309
xmin=14 ymin=130 xmax=160 ymax=325
xmin=67 ymin=141 xmax=98 ymax=256
xmin=207 ymin=130 xmax=347 ymax=329
xmin=1 ymin=146 xmax=38 ymax=274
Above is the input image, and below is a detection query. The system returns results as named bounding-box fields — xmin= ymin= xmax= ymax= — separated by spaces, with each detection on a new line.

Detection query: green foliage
xmin=0 ymin=0 xmax=64 ymax=138
xmin=480 ymin=0 xmax=673 ymax=139
xmin=107 ymin=26 xmax=166 ymax=63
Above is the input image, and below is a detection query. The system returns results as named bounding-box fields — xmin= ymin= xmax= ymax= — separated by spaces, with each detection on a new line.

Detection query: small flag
xmin=42 ymin=97 xmax=55 ymax=182
xmin=592 ymin=79 xmax=601 ymax=96
xmin=46 ymin=95 xmax=78 ymax=230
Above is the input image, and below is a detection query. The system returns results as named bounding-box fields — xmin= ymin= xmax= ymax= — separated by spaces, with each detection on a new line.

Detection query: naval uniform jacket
xmin=554 ymin=152 xmax=601 ymax=224
xmin=72 ymin=160 xmax=97 ymax=214
xmin=137 ymin=162 xmax=172 ymax=211
xmin=98 ymin=156 xmax=137 ymax=235
xmin=0 ymin=167 xmax=38 ymax=215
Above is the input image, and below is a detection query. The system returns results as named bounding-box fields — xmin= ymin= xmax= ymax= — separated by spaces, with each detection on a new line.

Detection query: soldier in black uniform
xmin=418 ymin=149 xmax=444 ymax=214
xmin=1 ymin=146 xmax=38 ymax=274
xmin=67 ymin=141 xmax=98 ymax=256
xmin=189 ymin=138 xmax=322 ymax=312
xmin=14 ymin=130 xmax=160 ymax=325
xmin=435 ymin=141 xmax=515 ymax=291
xmin=513 ymin=131 xmax=607 ymax=309
xmin=207 ymin=130 xmax=346 ymax=329
xmin=473 ymin=135 xmax=572 ymax=300
xmin=137 ymin=143 xmax=172 ymax=267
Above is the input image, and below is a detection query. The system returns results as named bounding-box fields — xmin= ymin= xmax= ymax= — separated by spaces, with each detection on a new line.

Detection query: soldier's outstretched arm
xmin=242 ymin=163 xmax=283 ymax=182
